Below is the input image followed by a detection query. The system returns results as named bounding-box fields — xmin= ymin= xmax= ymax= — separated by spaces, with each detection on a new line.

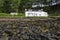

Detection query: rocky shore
xmin=0 ymin=17 xmax=60 ymax=40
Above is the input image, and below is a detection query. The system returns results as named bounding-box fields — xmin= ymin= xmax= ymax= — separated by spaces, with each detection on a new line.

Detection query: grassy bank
xmin=0 ymin=13 xmax=60 ymax=18
xmin=0 ymin=13 xmax=25 ymax=18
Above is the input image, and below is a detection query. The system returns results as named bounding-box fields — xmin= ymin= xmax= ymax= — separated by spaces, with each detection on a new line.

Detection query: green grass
xmin=0 ymin=13 xmax=25 ymax=18
xmin=49 ymin=12 xmax=60 ymax=16
xmin=0 ymin=13 xmax=60 ymax=18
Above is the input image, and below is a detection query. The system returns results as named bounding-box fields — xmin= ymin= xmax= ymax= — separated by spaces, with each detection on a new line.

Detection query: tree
xmin=18 ymin=0 xmax=32 ymax=13
xmin=0 ymin=0 xmax=4 ymax=12
xmin=3 ymin=0 xmax=12 ymax=13
xmin=11 ymin=0 xmax=21 ymax=13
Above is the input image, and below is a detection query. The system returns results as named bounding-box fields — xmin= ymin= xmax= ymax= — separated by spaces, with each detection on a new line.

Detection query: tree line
xmin=0 ymin=0 xmax=60 ymax=13
xmin=0 ymin=0 xmax=32 ymax=13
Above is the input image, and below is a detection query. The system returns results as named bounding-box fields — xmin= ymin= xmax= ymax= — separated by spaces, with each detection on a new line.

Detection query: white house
xmin=25 ymin=10 xmax=48 ymax=17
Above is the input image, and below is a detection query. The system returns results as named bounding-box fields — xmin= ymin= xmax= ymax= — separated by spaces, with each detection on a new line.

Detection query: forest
xmin=0 ymin=0 xmax=60 ymax=16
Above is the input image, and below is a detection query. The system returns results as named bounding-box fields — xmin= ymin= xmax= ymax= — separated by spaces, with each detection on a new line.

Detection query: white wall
xmin=25 ymin=11 xmax=48 ymax=17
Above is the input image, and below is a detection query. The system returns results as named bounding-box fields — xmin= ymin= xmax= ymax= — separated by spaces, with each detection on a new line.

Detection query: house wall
xmin=25 ymin=11 xmax=48 ymax=17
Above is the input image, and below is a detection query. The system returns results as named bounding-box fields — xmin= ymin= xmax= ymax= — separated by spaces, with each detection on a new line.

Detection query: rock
xmin=0 ymin=18 xmax=60 ymax=40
